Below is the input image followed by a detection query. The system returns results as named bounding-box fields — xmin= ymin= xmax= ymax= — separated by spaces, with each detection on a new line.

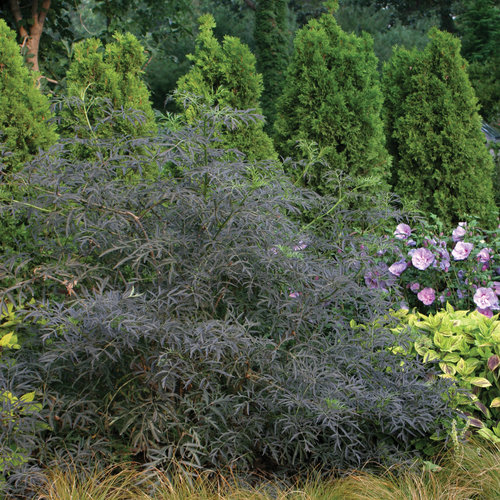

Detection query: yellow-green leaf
xmin=469 ymin=377 xmax=492 ymax=388
xmin=423 ymin=350 xmax=440 ymax=363
xmin=20 ymin=392 xmax=35 ymax=403
xmin=490 ymin=397 xmax=500 ymax=408
xmin=0 ymin=332 xmax=15 ymax=347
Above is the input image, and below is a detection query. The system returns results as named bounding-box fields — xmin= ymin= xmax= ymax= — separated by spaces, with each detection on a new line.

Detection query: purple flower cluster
xmin=372 ymin=221 xmax=500 ymax=316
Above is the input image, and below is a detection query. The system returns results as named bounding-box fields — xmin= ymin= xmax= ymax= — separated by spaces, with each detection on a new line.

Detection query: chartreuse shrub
xmin=0 ymin=105 xmax=454 ymax=496
xmin=176 ymin=14 xmax=276 ymax=161
xmin=64 ymin=32 xmax=156 ymax=140
xmin=273 ymin=0 xmax=390 ymax=193
xmin=382 ymin=28 xmax=497 ymax=228
xmin=397 ymin=305 xmax=500 ymax=444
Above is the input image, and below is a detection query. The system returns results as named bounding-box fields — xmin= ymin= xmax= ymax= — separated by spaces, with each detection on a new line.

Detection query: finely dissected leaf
xmin=0 ymin=103 xmax=453 ymax=496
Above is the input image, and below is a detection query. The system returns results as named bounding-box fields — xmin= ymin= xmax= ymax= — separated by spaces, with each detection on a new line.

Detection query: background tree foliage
xmin=335 ymin=0 xmax=437 ymax=66
xmin=383 ymin=28 xmax=497 ymax=228
xmin=254 ymin=0 xmax=290 ymax=131
xmin=1 ymin=0 xmax=498 ymax=128
xmin=454 ymin=0 xmax=500 ymax=123
xmin=0 ymin=0 xmax=193 ymax=96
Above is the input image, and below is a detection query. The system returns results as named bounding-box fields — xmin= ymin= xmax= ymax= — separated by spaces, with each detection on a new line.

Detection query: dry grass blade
xmin=444 ymin=439 xmax=500 ymax=500
xmin=35 ymin=463 xmax=146 ymax=500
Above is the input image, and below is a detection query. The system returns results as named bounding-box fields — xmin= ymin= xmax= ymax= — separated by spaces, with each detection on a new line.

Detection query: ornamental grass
xmin=33 ymin=440 xmax=499 ymax=500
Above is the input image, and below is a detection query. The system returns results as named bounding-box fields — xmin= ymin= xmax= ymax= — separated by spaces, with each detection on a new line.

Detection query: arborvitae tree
xmin=382 ymin=28 xmax=498 ymax=228
xmin=0 ymin=19 xmax=58 ymax=253
xmin=254 ymin=0 xmax=290 ymax=131
xmin=64 ymin=32 xmax=157 ymax=139
xmin=0 ymin=18 xmax=57 ymax=171
xmin=176 ymin=14 xmax=276 ymax=161
xmin=274 ymin=1 xmax=390 ymax=193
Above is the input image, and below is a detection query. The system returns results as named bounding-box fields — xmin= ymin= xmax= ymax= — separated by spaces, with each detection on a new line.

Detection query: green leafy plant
xmin=0 ymin=301 xmax=42 ymax=490
xmin=254 ymin=0 xmax=290 ymax=132
xmin=455 ymin=0 xmax=500 ymax=124
xmin=400 ymin=305 xmax=500 ymax=444
xmin=0 ymin=18 xmax=58 ymax=256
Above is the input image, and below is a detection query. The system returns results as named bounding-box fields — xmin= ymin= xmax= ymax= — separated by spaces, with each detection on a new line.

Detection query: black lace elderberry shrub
xmin=0 ymin=104 xmax=453 ymax=491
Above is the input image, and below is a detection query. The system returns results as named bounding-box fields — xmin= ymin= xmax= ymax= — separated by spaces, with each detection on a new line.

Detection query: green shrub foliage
xmin=254 ymin=0 xmax=290 ymax=131
xmin=0 ymin=105 xmax=453 ymax=493
xmin=400 ymin=306 xmax=500 ymax=444
xmin=383 ymin=28 xmax=498 ymax=228
xmin=176 ymin=14 xmax=276 ymax=161
xmin=274 ymin=2 xmax=390 ymax=193
xmin=0 ymin=19 xmax=57 ymax=171
xmin=64 ymin=32 xmax=157 ymax=139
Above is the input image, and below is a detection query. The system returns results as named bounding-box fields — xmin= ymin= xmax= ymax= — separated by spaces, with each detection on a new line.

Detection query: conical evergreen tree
xmin=383 ymin=27 xmax=497 ymax=228
xmin=176 ymin=14 xmax=276 ymax=161
xmin=255 ymin=0 xmax=290 ymax=132
xmin=274 ymin=0 xmax=390 ymax=193
xmin=0 ymin=18 xmax=58 ymax=252
xmin=65 ymin=32 xmax=157 ymax=139
xmin=0 ymin=18 xmax=57 ymax=172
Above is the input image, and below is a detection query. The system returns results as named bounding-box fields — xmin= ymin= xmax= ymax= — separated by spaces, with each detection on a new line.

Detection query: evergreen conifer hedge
xmin=254 ymin=0 xmax=290 ymax=132
xmin=0 ymin=19 xmax=57 ymax=172
xmin=383 ymin=28 xmax=498 ymax=228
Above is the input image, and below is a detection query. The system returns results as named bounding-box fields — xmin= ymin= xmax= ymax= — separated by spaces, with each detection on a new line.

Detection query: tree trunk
xmin=8 ymin=0 xmax=51 ymax=73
